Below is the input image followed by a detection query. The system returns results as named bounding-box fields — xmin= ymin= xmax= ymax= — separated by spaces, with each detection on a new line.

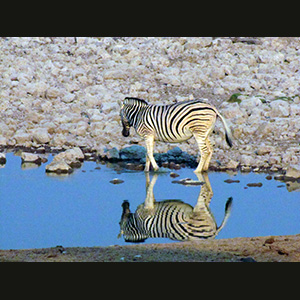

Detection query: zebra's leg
xmin=144 ymin=136 xmax=159 ymax=172
xmin=193 ymin=134 xmax=208 ymax=173
xmin=194 ymin=172 xmax=213 ymax=208
xmin=203 ymin=137 xmax=213 ymax=171
xmin=144 ymin=173 xmax=158 ymax=209
xmin=145 ymin=155 xmax=151 ymax=172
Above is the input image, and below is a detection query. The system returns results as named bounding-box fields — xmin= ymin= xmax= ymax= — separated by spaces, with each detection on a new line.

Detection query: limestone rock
xmin=0 ymin=136 xmax=7 ymax=146
xmin=0 ymin=37 xmax=300 ymax=172
xmin=21 ymin=152 xmax=42 ymax=164
xmin=105 ymin=147 xmax=120 ymax=160
xmin=269 ymin=100 xmax=290 ymax=118
xmin=52 ymin=147 xmax=84 ymax=167
xmin=45 ymin=160 xmax=73 ymax=174
xmin=32 ymin=128 xmax=51 ymax=144
xmin=240 ymin=155 xmax=254 ymax=166
xmin=285 ymin=165 xmax=300 ymax=179
xmin=256 ymin=145 xmax=275 ymax=155
xmin=226 ymin=159 xmax=239 ymax=169
xmin=14 ymin=131 xmax=31 ymax=145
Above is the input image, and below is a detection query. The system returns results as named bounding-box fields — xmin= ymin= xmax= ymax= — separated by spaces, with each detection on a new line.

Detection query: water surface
xmin=0 ymin=152 xmax=299 ymax=250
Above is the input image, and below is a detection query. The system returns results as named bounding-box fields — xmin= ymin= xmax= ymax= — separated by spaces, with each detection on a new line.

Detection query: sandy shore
xmin=1 ymin=234 xmax=299 ymax=262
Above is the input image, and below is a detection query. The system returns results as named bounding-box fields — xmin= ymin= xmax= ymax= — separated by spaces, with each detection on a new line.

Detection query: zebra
xmin=119 ymin=97 xmax=233 ymax=173
xmin=118 ymin=173 xmax=233 ymax=243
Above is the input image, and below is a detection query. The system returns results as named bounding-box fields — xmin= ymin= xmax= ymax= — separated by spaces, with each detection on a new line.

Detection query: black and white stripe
xmin=119 ymin=198 xmax=233 ymax=243
xmin=120 ymin=97 xmax=232 ymax=173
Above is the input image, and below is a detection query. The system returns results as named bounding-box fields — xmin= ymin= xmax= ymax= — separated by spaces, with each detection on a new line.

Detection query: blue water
xmin=0 ymin=152 xmax=299 ymax=250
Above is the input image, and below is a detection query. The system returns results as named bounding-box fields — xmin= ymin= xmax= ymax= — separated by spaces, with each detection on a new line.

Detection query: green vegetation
xmin=227 ymin=93 xmax=242 ymax=104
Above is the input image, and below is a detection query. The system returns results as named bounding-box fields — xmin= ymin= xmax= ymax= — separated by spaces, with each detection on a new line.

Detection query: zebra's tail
xmin=216 ymin=197 xmax=233 ymax=234
xmin=216 ymin=111 xmax=233 ymax=147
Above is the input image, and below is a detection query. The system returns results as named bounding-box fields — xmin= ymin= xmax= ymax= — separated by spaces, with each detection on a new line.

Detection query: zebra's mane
xmin=124 ymin=97 xmax=149 ymax=106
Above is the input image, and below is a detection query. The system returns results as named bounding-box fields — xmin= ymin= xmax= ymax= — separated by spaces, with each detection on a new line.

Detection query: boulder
xmin=53 ymin=147 xmax=84 ymax=165
xmin=285 ymin=165 xmax=300 ymax=179
xmin=32 ymin=128 xmax=51 ymax=144
xmin=14 ymin=132 xmax=31 ymax=145
xmin=45 ymin=160 xmax=73 ymax=174
xmin=269 ymin=100 xmax=290 ymax=118
xmin=105 ymin=147 xmax=120 ymax=160
xmin=240 ymin=154 xmax=254 ymax=166
xmin=45 ymin=147 xmax=84 ymax=173
xmin=226 ymin=159 xmax=239 ymax=170
xmin=256 ymin=145 xmax=275 ymax=155
xmin=119 ymin=145 xmax=146 ymax=160
xmin=0 ymin=136 xmax=7 ymax=146
xmin=21 ymin=152 xmax=42 ymax=164
xmin=167 ymin=146 xmax=182 ymax=157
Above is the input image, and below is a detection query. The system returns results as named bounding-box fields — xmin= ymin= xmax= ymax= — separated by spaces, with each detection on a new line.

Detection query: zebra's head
xmin=119 ymin=100 xmax=131 ymax=137
xmin=120 ymin=111 xmax=131 ymax=137
xmin=118 ymin=200 xmax=147 ymax=243
xmin=119 ymin=97 xmax=149 ymax=138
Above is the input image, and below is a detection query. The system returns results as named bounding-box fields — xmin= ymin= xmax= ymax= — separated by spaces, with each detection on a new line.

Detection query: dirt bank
xmin=1 ymin=234 xmax=299 ymax=262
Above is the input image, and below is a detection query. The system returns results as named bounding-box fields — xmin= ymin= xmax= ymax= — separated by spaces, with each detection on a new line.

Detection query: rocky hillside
xmin=0 ymin=37 xmax=299 ymax=171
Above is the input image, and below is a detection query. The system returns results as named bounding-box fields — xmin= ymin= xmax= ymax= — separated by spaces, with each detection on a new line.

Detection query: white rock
xmin=53 ymin=147 xmax=84 ymax=165
xmin=256 ymin=145 xmax=275 ymax=155
xmin=0 ymin=136 xmax=7 ymax=145
xmin=269 ymin=155 xmax=281 ymax=165
xmin=32 ymin=128 xmax=51 ymax=144
xmin=213 ymin=87 xmax=225 ymax=95
xmin=184 ymin=37 xmax=212 ymax=49
xmin=62 ymin=93 xmax=76 ymax=103
xmin=45 ymin=160 xmax=73 ymax=174
xmin=50 ymin=133 xmax=67 ymax=147
xmin=269 ymin=100 xmax=290 ymax=117
xmin=0 ymin=37 xmax=300 ymax=172
xmin=290 ymin=104 xmax=300 ymax=116
xmin=166 ymin=42 xmax=184 ymax=59
xmin=221 ymin=103 xmax=245 ymax=120
xmin=103 ymin=69 xmax=127 ymax=80
xmin=46 ymin=87 xmax=62 ymax=98
xmin=101 ymin=102 xmax=119 ymax=113
xmin=239 ymin=96 xmax=262 ymax=111
xmin=75 ymin=121 xmax=89 ymax=136
xmin=285 ymin=164 xmax=300 ymax=179
xmin=21 ymin=152 xmax=42 ymax=164
xmin=240 ymin=154 xmax=254 ymax=166
xmin=226 ymin=159 xmax=239 ymax=169
xmin=14 ymin=131 xmax=31 ymax=144
xmin=84 ymin=94 xmax=101 ymax=107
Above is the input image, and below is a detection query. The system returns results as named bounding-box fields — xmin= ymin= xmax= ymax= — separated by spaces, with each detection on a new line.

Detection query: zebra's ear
xmin=117 ymin=230 xmax=124 ymax=239
xmin=117 ymin=99 xmax=122 ymax=107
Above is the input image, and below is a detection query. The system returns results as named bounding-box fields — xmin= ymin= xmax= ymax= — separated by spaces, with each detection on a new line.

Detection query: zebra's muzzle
xmin=122 ymin=127 xmax=130 ymax=137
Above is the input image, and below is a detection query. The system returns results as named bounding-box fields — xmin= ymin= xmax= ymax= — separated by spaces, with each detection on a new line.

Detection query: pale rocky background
xmin=0 ymin=37 xmax=300 ymax=173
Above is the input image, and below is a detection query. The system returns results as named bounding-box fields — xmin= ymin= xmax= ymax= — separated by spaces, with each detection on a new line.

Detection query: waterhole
xmin=0 ymin=153 xmax=299 ymax=250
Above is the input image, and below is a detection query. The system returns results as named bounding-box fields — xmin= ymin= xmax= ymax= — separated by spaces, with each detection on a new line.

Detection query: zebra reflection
xmin=118 ymin=173 xmax=233 ymax=243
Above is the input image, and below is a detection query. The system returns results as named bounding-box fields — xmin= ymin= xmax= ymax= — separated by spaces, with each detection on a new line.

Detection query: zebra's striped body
xmin=120 ymin=200 xmax=219 ymax=242
xmin=120 ymin=97 xmax=232 ymax=173
xmin=119 ymin=173 xmax=233 ymax=243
